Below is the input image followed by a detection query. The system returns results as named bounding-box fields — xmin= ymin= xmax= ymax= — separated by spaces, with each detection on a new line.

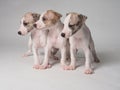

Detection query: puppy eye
xmin=42 ymin=17 xmax=46 ymax=21
xmin=23 ymin=22 xmax=28 ymax=26
xmin=69 ymin=24 xmax=74 ymax=28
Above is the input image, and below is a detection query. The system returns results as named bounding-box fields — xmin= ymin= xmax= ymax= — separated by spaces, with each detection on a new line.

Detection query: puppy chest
xmin=32 ymin=36 xmax=46 ymax=48
xmin=50 ymin=36 xmax=63 ymax=48
xmin=50 ymin=37 xmax=58 ymax=46
xmin=71 ymin=37 xmax=83 ymax=49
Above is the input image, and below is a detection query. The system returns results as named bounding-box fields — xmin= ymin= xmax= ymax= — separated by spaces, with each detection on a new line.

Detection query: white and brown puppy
xmin=61 ymin=12 xmax=100 ymax=74
xmin=18 ymin=12 xmax=58 ymax=69
xmin=18 ymin=12 xmax=40 ymax=57
xmin=35 ymin=10 xmax=69 ymax=69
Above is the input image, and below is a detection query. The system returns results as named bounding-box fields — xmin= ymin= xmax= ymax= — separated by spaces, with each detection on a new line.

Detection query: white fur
xmin=18 ymin=17 xmax=48 ymax=69
xmin=62 ymin=14 xmax=99 ymax=74
xmin=35 ymin=11 xmax=69 ymax=69
xmin=19 ymin=18 xmax=28 ymax=35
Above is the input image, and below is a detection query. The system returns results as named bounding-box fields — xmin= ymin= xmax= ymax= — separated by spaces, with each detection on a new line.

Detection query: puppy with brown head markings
xmin=18 ymin=12 xmax=40 ymax=35
xmin=18 ymin=12 xmax=58 ymax=69
xmin=35 ymin=10 xmax=62 ymax=29
xmin=35 ymin=10 xmax=70 ymax=69
xmin=61 ymin=12 xmax=100 ymax=74
xmin=18 ymin=12 xmax=40 ymax=58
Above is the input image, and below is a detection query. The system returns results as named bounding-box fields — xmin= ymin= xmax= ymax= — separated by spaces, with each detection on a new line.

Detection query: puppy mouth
xmin=66 ymin=33 xmax=72 ymax=38
xmin=36 ymin=25 xmax=50 ymax=31
xmin=36 ymin=24 xmax=43 ymax=29
xmin=66 ymin=35 xmax=71 ymax=38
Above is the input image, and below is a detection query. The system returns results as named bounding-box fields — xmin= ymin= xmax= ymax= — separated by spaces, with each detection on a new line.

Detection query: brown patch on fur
xmin=69 ymin=13 xmax=80 ymax=25
xmin=23 ymin=12 xmax=40 ymax=31
xmin=68 ymin=12 xmax=87 ymax=25
xmin=24 ymin=12 xmax=34 ymax=23
xmin=78 ymin=14 xmax=87 ymax=24
xmin=23 ymin=12 xmax=40 ymax=23
xmin=32 ymin=13 xmax=40 ymax=22
xmin=43 ymin=10 xmax=62 ymax=26
xmin=66 ymin=13 xmax=70 ymax=16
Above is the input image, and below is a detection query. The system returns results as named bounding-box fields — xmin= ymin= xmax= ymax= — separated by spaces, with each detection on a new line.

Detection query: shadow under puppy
xmin=18 ymin=12 xmax=58 ymax=69
xmin=61 ymin=12 xmax=100 ymax=74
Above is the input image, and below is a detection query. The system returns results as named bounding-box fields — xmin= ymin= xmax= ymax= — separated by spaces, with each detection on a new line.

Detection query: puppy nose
xmin=61 ymin=33 xmax=65 ymax=37
xmin=33 ymin=24 xmax=37 ymax=28
xmin=18 ymin=31 xmax=22 ymax=35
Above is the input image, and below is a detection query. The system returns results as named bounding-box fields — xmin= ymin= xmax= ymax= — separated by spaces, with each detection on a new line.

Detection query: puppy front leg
xmin=60 ymin=46 xmax=67 ymax=69
xmin=64 ymin=47 xmax=76 ymax=70
xmin=90 ymin=40 xmax=100 ymax=63
xmin=39 ymin=46 xmax=51 ymax=69
xmin=23 ymin=36 xmax=32 ymax=57
xmin=84 ymin=48 xmax=93 ymax=74
xmin=32 ymin=45 xmax=41 ymax=69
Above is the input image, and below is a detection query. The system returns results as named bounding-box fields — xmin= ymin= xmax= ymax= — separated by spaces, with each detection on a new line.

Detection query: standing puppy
xmin=61 ymin=12 xmax=100 ymax=74
xmin=35 ymin=10 xmax=69 ymax=69
xmin=18 ymin=12 xmax=58 ymax=69
xmin=18 ymin=12 xmax=40 ymax=57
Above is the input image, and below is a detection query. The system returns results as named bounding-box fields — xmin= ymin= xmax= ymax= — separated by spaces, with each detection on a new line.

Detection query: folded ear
xmin=66 ymin=13 xmax=70 ymax=16
xmin=78 ymin=14 xmax=87 ymax=22
xmin=53 ymin=11 xmax=62 ymax=19
xmin=47 ymin=10 xmax=62 ymax=20
xmin=32 ymin=13 xmax=40 ymax=22
xmin=83 ymin=15 xmax=87 ymax=20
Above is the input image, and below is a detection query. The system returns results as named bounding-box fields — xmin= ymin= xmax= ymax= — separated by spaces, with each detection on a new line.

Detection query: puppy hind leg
xmin=23 ymin=37 xmax=33 ymax=57
xmin=50 ymin=48 xmax=59 ymax=60
xmin=89 ymin=40 xmax=100 ymax=63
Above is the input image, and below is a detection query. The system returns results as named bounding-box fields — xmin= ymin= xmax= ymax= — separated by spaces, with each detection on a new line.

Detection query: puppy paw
xmin=63 ymin=65 xmax=75 ymax=70
xmin=94 ymin=57 xmax=100 ymax=63
xmin=39 ymin=64 xmax=51 ymax=69
xmin=33 ymin=64 xmax=40 ymax=69
xmin=84 ymin=68 xmax=93 ymax=74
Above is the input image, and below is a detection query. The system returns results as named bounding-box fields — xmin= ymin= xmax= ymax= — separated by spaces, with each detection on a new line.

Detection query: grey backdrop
xmin=0 ymin=0 xmax=120 ymax=90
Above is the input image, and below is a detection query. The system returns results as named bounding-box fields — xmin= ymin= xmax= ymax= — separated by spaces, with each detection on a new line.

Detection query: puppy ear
xmin=78 ymin=14 xmax=87 ymax=22
xmin=83 ymin=15 xmax=87 ymax=20
xmin=32 ymin=13 xmax=40 ymax=22
xmin=54 ymin=11 xmax=62 ymax=19
xmin=66 ymin=13 xmax=70 ymax=16
xmin=48 ymin=10 xmax=62 ymax=19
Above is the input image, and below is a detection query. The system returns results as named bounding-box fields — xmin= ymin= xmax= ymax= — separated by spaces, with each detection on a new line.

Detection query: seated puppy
xmin=35 ymin=10 xmax=70 ymax=69
xmin=61 ymin=12 xmax=100 ymax=74
xmin=18 ymin=12 xmax=58 ymax=69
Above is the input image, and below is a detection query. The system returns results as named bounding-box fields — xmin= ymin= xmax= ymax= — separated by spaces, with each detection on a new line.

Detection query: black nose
xmin=61 ymin=33 xmax=65 ymax=37
xmin=33 ymin=24 xmax=37 ymax=28
xmin=18 ymin=31 xmax=22 ymax=35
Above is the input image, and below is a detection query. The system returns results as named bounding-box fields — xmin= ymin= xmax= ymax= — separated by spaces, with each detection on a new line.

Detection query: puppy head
xmin=18 ymin=12 xmax=40 ymax=36
xmin=61 ymin=12 xmax=87 ymax=38
xmin=35 ymin=10 xmax=62 ymax=29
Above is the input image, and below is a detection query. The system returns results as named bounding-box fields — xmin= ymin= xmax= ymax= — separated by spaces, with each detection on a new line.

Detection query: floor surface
xmin=0 ymin=0 xmax=120 ymax=90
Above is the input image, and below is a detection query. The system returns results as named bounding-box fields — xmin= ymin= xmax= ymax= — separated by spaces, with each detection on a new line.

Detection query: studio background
xmin=0 ymin=0 xmax=120 ymax=90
